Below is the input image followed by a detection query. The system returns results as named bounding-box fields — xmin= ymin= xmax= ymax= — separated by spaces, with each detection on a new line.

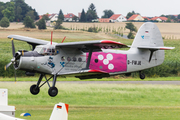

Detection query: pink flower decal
xmin=87 ymin=52 xmax=127 ymax=73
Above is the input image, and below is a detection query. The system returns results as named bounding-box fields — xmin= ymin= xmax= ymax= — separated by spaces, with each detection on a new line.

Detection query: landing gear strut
xmin=29 ymin=74 xmax=58 ymax=97
xmin=139 ymin=71 xmax=145 ymax=80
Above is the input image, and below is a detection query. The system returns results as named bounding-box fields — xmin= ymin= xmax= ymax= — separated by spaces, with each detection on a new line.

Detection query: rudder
xmin=131 ymin=22 xmax=163 ymax=48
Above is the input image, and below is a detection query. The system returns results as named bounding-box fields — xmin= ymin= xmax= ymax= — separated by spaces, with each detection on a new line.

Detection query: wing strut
xmin=86 ymin=48 xmax=93 ymax=69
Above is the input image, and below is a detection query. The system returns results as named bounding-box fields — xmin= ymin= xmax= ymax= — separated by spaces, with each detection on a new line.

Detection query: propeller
xmin=5 ymin=38 xmax=16 ymax=70
xmin=4 ymin=38 xmax=21 ymax=82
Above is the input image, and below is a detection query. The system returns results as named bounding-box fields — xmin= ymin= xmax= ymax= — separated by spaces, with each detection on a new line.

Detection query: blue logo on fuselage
xmin=141 ymin=35 xmax=144 ymax=39
xmin=60 ymin=62 xmax=65 ymax=67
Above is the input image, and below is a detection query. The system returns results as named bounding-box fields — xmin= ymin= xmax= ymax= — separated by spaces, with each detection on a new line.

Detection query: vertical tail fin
xmin=49 ymin=103 xmax=69 ymax=120
xmin=131 ymin=22 xmax=163 ymax=48
xmin=129 ymin=22 xmax=174 ymax=66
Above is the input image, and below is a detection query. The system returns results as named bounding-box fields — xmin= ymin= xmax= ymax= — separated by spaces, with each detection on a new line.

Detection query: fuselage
xmin=15 ymin=44 xmax=164 ymax=77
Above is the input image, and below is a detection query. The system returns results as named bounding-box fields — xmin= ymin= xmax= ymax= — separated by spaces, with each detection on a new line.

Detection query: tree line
xmin=0 ymin=0 xmax=39 ymax=22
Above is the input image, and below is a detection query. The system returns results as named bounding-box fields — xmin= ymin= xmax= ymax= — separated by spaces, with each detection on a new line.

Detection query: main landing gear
xmin=139 ymin=71 xmax=145 ymax=80
xmin=30 ymin=74 xmax=58 ymax=97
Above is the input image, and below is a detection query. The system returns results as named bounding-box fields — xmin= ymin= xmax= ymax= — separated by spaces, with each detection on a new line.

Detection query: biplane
xmin=5 ymin=22 xmax=174 ymax=97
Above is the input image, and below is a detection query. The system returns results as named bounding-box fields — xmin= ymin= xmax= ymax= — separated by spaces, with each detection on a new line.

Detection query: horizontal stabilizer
xmin=138 ymin=46 xmax=175 ymax=50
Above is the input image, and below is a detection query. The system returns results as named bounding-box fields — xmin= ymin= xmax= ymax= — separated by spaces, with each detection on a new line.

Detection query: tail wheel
xmin=30 ymin=84 xmax=40 ymax=95
xmin=139 ymin=73 xmax=145 ymax=80
xmin=48 ymin=87 xmax=58 ymax=97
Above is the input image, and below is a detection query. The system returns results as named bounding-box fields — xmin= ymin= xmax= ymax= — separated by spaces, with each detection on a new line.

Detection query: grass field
xmin=1 ymin=82 xmax=180 ymax=120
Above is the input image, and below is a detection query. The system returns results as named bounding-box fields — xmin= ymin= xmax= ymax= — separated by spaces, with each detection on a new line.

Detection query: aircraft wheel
xmin=139 ymin=73 xmax=145 ymax=80
xmin=48 ymin=87 xmax=58 ymax=97
xmin=30 ymin=84 xmax=40 ymax=95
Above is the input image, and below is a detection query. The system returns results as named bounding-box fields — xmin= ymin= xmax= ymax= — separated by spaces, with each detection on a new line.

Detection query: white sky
xmin=1 ymin=0 xmax=180 ymax=17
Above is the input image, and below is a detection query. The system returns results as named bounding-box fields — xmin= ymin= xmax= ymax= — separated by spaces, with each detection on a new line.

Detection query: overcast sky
xmin=1 ymin=0 xmax=180 ymax=17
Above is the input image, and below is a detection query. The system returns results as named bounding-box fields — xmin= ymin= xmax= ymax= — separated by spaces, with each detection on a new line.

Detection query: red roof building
xmin=64 ymin=13 xmax=76 ymax=21
xmin=151 ymin=17 xmax=168 ymax=22
xmin=143 ymin=17 xmax=151 ymax=21
xmin=109 ymin=14 xmax=127 ymax=22
xmin=128 ymin=14 xmax=144 ymax=21
xmin=99 ymin=18 xmax=110 ymax=23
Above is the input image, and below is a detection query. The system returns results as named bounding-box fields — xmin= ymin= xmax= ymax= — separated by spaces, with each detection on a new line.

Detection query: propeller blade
xmin=4 ymin=62 xmax=12 ymax=70
xmin=11 ymin=38 xmax=15 ymax=57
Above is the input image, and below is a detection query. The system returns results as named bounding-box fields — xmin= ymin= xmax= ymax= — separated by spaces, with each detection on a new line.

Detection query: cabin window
xmin=34 ymin=46 xmax=56 ymax=55
xmin=78 ymin=57 xmax=82 ymax=62
xmin=73 ymin=57 xmax=77 ymax=62
xmin=61 ymin=56 xmax=65 ymax=61
xmin=67 ymin=57 xmax=71 ymax=61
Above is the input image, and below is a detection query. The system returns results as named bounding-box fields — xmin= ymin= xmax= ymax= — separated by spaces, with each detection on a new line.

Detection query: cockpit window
xmin=34 ymin=45 xmax=56 ymax=55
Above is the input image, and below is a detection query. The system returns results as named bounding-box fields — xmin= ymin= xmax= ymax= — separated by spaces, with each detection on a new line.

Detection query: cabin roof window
xmin=34 ymin=45 xmax=56 ymax=55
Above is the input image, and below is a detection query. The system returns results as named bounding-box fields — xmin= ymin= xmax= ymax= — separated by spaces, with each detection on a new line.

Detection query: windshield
xmin=34 ymin=45 xmax=56 ymax=55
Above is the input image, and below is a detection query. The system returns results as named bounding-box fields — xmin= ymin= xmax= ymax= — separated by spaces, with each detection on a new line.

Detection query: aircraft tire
xmin=139 ymin=73 xmax=145 ymax=80
xmin=30 ymin=84 xmax=40 ymax=95
xmin=48 ymin=87 xmax=58 ymax=97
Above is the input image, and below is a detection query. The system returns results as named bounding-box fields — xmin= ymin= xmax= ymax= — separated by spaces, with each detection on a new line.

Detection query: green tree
xmin=178 ymin=14 xmax=180 ymax=19
xmin=126 ymin=11 xmax=140 ymax=19
xmin=42 ymin=13 xmax=50 ymax=21
xmin=2 ymin=2 xmax=15 ymax=22
xmin=127 ymin=32 xmax=135 ymax=39
xmin=58 ymin=9 xmax=64 ymax=21
xmin=125 ymin=22 xmax=137 ymax=33
xmin=79 ymin=9 xmax=86 ymax=22
xmin=33 ymin=9 xmax=39 ymax=20
xmin=14 ymin=6 xmax=22 ymax=21
xmin=125 ymin=23 xmax=137 ymax=39
xmin=54 ymin=19 xmax=63 ymax=29
xmin=86 ymin=3 xmax=98 ymax=22
xmin=12 ymin=0 xmax=36 ymax=22
xmin=0 ymin=17 xmax=10 ymax=28
xmin=0 ymin=3 xmax=5 ymax=20
xmin=101 ymin=9 xmax=114 ymax=18
xmin=36 ymin=18 xmax=46 ymax=29
xmin=26 ymin=10 xmax=35 ymax=20
xmin=126 ymin=12 xmax=134 ymax=19
xmin=23 ymin=16 xmax=35 ymax=28
xmin=166 ymin=17 xmax=171 ymax=23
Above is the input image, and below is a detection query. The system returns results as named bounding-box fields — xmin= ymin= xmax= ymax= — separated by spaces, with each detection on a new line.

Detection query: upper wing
xmin=8 ymin=35 xmax=51 ymax=45
xmin=55 ymin=40 xmax=128 ymax=52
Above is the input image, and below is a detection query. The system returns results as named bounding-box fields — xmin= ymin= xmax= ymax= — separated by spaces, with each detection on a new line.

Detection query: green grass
xmin=1 ymin=82 xmax=180 ymax=119
xmin=1 ymin=76 xmax=180 ymax=81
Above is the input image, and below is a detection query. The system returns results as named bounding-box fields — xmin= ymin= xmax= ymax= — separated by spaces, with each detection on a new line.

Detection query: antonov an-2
xmin=5 ymin=22 xmax=174 ymax=97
